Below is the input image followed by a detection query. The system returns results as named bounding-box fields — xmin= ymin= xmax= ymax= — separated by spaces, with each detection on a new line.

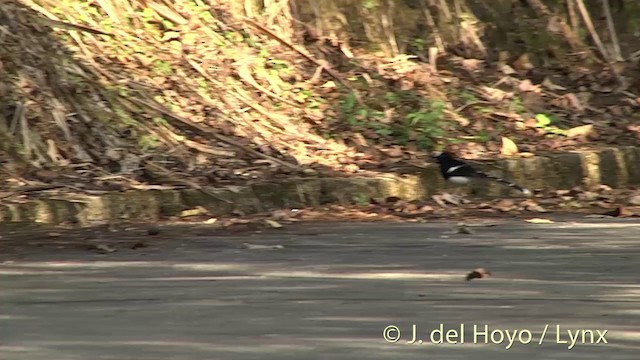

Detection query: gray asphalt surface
xmin=1 ymin=217 xmax=640 ymax=359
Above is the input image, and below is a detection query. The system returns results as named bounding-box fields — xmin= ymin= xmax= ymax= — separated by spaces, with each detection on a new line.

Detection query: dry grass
xmin=1 ymin=0 xmax=362 ymax=191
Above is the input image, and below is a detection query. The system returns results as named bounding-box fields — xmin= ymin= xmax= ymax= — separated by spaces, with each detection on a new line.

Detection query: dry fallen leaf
xmin=523 ymin=201 xmax=548 ymax=213
xmin=481 ymin=86 xmax=511 ymax=101
xmin=461 ymin=58 xmax=484 ymax=71
xmin=180 ymin=206 xmax=208 ymax=217
xmin=225 ymin=218 xmax=251 ymax=227
xmin=566 ymin=124 xmax=595 ymax=139
xmin=466 ymin=268 xmax=491 ymax=281
xmin=592 ymin=184 xmax=613 ymax=193
xmin=499 ymin=64 xmax=517 ymax=75
xmin=494 ymin=199 xmax=517 ymax=212
xmin=433 ymin=194 xmax=453 ymax=207
xmin=525 ymin=218 xmax=554 ymax=224
xmin=264 ymin=219 xmax=284 ymax=228
xmin=628 ymin=195 xmax=640 ymax=206
xmin=518 ymin=79 xmax=540 ymax=92
xmin=518 ymin=152 xmax=535 ymax=158
xmin=242 ymin=243 xmax=284 ymax=250
xmin=88 ymin=244 xmax=117 ymax=253
xmin=271 ymin=210 xmax=290 ymax=221
xmin=419 ymin=205 xmax=435 ymax=213
xmin=541 ymin=77 xmax=567 ymax=91
xmin=392 ymin=200 xmax=409 ymax=210
xmin=564 ymin=93 xmax=585 ymax=111
xmin=560 ymin=201 xmax=586 ymax=209
xmin=401 ymin=203 xmax=419 ymax=213
xmin=476 ymin=202 xmax=493 ymax=210
xmin=513 ymin=54 xmax=534 ymax=72
xmin=577 ymin=191 xmax=599 ymax=202
xmin=386 ymin=146 xmax=404 ymax=158
xmin=445 ymin=193 xmax=467 ymax=205
xmin=321 ymin=81 xmax=336 ymax=88
xmin=500 ymin=136 xmax=519 ymax=156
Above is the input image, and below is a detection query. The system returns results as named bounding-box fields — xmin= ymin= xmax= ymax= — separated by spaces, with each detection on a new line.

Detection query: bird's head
xmin=430 ymin=151 xmax=452 ymax=163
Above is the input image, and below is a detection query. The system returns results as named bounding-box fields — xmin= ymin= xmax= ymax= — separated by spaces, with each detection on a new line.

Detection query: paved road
xmin=1 ymin=217 xmax=640 ymax=359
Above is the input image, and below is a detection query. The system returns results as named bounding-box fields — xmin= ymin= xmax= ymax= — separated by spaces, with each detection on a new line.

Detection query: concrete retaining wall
xmin=1 ymin=147 xmax=638 ymax=225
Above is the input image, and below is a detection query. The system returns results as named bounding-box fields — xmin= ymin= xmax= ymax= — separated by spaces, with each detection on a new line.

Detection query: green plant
xmin=352 ymin=193 xmax=370 ymax=206
xmin=138 ymin=134 xmax=160 ymax=150
xmin=411 ymin=38 xmax=426 ymax=53
xmin=535 ymin=113 xmax=566 ymax=135
xmin=266 ymin=58 xmax=289 ymax=70
xmin=363 ymin=0 xmax=378 ymax=9
xmin=304 ymin=91 xmax=325 ymax=109
xmin=509 ymin=97 xmax=526 ymax=114
xmin=153 ymin=117 xmax=169 ymax=127
xmin=459 ymin=90 xmax=478 ymax=104
xmin=339 ymin=92 xmax=363 ymax=126
xmin=152 ymin=60 xmax=173 ymax=76
xmin=403 ymin=100 xmax=446 ymax=149
xmin=460 ymin=130 xmax=490 ymax=143
xmin=368 ymin=121 xmax=393 ymax=136
xmin=337 ymin=91 xmax=457 ymax=149
xmin=383 ymin=91 xmax=399 ymax=105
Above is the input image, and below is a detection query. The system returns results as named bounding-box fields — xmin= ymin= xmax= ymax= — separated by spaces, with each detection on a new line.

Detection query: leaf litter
xmin=0 ymin=1 xmax=638 ymax=236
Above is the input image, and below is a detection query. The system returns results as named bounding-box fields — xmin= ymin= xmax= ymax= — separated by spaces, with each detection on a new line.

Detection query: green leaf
xmin=142 ymin=8 xmax=156 ymax=19
xmin=535 ymin=114 xmax=552 ymax=127
xmin=342 ymin=92 xmax=357 ymax=112
xmin=375 ymin=128 xmax=393 ymax=136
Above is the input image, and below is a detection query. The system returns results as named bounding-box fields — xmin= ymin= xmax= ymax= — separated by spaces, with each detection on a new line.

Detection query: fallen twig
xmin=25 ymin=2 xmax=114 ymax=37
xmin=243 ymin=18 xmax=362 ymax=102
xmin=0 ymin=184 xmax=67 ymax=201
xmin=455 ymin=101 xmax=494 ymax=113
xmin=127 ymin=97 xmax=303 ymax=171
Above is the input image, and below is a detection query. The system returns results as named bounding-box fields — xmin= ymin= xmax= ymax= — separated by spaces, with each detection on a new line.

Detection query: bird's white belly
xmin=448 ymin=176 xmax=471 ymax=184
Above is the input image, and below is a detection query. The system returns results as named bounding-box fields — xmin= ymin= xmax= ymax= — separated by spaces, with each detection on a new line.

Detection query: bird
xmin=432 ymin=151 xmax=531 ymax=196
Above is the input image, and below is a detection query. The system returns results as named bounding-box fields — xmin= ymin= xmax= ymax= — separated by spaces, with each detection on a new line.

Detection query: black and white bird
xmin=432 ymin=151 xmax=531 ymax=196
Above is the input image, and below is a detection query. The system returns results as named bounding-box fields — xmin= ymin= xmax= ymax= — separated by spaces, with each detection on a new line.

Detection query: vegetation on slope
xmin=1 ymin=0 xmax=639 ymax=196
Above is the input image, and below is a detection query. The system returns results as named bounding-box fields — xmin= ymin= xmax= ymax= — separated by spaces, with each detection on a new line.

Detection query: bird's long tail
xmin=476 ymin=172 xmax=531 ymax=195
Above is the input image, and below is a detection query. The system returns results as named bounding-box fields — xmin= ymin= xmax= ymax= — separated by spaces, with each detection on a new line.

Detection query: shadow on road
xmin=1 ymin=218 xmax=640 ymax=359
